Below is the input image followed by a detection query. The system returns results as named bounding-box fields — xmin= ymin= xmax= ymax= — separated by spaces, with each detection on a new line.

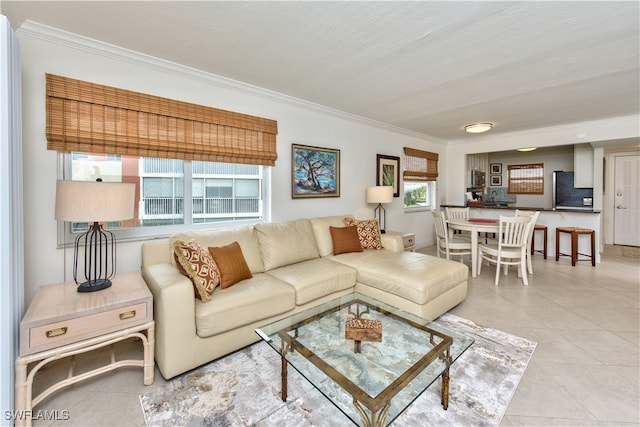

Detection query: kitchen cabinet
xmin=574 ymin=144 xmax=594 ymax=188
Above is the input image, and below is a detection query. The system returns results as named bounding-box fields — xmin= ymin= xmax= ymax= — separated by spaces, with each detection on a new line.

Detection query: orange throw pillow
xmin=329 ymin=225 xmax=364 ymax=255
xmin=172 ymin=240 xmax=219 ymax=302
xmin=344 ymin=218 xmax=383 ymax=250
xmin=208 ymin=241 xmax=253 ymax=289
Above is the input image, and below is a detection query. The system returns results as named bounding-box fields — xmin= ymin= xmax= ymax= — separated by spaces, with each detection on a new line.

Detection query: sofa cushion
xmin=329 ymin=225 xmax=363 ymax=255
xmin=195 ymin=273 xmax=296 ymax=337
xmin=208 ymin=241 xmax=253 ymax=289
xmin=255 ymin=219 xmax=320 ymax=271
xmin=310 ymin=214 xmax=354 ymax=257
xmin=344 ymin=218 xmax=383 ymax=249
xmin=172 ymin=240 xmax=219 ymax=302
xmin=266 ymin=258 xmax=356 ymax=305
xmin=171 ymin=225 xmax=264 ymax=273
xmin=330 ymin=250 xmax=468 ymax=305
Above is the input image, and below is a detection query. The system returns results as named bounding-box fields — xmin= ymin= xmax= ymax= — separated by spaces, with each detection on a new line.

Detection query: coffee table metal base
xmin=256 ymin=294 xmax=473 ymax=427
xmin=278 ymin=330 xmax=452 ymax=426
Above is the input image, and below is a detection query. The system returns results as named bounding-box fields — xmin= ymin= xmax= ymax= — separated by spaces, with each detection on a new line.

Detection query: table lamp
xmin=55 ymin=179 xmax=135 ymax=292
xmin=366 ymin=186 xmax=393 ymax=233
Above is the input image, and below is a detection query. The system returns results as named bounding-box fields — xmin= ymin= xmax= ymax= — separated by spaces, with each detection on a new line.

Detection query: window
xmin=47 ymin=75 xmax=277 ymax=244
xmin=60 ymin=152 xmax=266 ymax=244
xmin=508 ymin=163 xmax=544 ymax=194
xmin=403 ymin=181 xmax=435 ymax=209
xmin=403 ymin=147 xmax=439 ymax=211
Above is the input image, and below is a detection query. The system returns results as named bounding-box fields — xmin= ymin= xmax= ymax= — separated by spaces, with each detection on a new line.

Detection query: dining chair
xmin=477 ymin=215 xmax=535 ymax=286
xmin=444 ymin=207 xmax=470 ymax=239
xmin=514 ymin=209 xmax=541 ymax=274
xmin=432 ymin=210 xmax=472 ymax=263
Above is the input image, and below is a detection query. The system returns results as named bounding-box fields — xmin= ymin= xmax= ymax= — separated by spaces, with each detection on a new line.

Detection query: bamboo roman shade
xmin=46 ymin=74 xmax=278 ymax=166
xmin=403 ymin=147 xmax=439 ymax=181
xmin=508 ymin=163 xmax=544 ymax=194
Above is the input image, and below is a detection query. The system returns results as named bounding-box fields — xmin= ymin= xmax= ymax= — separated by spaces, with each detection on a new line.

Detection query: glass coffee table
xmin=255 ymin=293 xmax=474 ymax=426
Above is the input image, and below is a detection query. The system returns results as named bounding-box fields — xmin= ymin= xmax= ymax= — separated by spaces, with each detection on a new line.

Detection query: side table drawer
xmin=28 ymin=302 xmax=148 ymax=354
xmin=403 ymin=235 xmax=415 ymax=249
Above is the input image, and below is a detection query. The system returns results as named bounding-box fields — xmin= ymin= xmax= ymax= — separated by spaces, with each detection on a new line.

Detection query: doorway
xmin=613 ymin=153 xmax=640 ymax=247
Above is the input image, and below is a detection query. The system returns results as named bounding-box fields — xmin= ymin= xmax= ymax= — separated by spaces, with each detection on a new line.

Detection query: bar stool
xmin=555 ymin=227 xmax=596 ymax=266
xmin=531 ymin=224 xmax=547 ymax=259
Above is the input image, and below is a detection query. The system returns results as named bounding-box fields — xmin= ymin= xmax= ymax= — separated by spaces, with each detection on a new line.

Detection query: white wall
xmin=17 ymin=23 xmax=445 ymax=305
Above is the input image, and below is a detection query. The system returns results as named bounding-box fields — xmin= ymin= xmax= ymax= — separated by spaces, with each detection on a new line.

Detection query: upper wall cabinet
xmin=574 ymin=144 xmax=594 ymax=188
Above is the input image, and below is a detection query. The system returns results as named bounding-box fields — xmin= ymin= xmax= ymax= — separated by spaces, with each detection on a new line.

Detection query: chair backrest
xmin=498 ymin=215 xmax=534 ymax=249
xmin=431 ymin=210 xmax=448 ymax=242
xmin=445 ymin=207 xmax=469 ymax=220
xmin=514 ymin=210 xmax=540 ymax=249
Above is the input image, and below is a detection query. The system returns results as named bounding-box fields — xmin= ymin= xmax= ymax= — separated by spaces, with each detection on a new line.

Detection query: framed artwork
xmin=490 ymin=163 xmax=502 ymax=174
xmin=376 ymin=154 xmax=400 ymax=197
xmin=490 ymin=175 xmax=502 ymax=186
xmin=292 ymin=144 xmax=340 ymax=198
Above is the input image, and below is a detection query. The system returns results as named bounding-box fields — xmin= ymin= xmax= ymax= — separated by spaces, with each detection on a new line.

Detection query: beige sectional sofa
xmin=141 ymin=214 xmax=468 ymax=379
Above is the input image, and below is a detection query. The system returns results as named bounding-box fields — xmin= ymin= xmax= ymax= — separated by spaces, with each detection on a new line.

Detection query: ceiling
xmin=2 ymin=1 xmax=639 ymax=142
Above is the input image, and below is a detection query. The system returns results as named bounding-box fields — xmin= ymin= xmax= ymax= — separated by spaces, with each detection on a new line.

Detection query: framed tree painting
xmin=490 ymin=175 xmax=502 ymax=186
xmin=376 ymin=154 xmax=400 ymax=197
xmin=292 ymin=144 xmax=340 ymax=198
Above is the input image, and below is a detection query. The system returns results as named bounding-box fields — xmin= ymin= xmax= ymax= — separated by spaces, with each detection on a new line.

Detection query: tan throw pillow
xmin=344 ymin=218 xmax=383 ymax=250
xmin=208 ymin=241 xmax=253 ymax=289
xmin=329 ymin=225 xmax=363 ymax=255
xmin=172 ymin=240 xmax=219 ymax=302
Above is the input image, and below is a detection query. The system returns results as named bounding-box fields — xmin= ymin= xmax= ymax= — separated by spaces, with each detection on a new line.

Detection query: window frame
xmin=402 ymin=147 xmax=439 ymax=212
xmin=57 ymin=153 xmax=270 ymax=247
xmin=403 ymin=180 xmax=437 ymax=212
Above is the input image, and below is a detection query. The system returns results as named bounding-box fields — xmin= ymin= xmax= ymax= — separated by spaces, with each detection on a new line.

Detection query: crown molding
xmin=16 ymin=20 xmax=437 ymax=143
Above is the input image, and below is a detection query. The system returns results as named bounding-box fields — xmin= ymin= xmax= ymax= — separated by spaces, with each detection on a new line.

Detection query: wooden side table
xmin=385 ymin=231 xmax=416 ymax=252
xmin=14 ymin=272 xmax=154 ymax=427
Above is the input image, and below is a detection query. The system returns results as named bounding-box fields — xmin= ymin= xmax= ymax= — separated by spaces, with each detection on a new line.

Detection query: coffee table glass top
xmin=255 ymin=293 xmax=474 ymax=426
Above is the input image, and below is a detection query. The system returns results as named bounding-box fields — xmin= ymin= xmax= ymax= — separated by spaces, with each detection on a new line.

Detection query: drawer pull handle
xmin=119 ymin=310 xmax=136 ymax=320
xmin=45 ymin=327 xmax=67 ymax=338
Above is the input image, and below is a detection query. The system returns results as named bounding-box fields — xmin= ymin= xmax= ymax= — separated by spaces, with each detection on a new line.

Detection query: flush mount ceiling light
xmin=464 ymin=123 xmax=493 ymax=133
xmin=517 ymin=147 xmax=537 ymax=152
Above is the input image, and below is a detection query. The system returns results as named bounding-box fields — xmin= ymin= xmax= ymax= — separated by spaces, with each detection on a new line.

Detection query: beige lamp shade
xmin=55 ymin=180 xmax=135 ymax=222
xmin=366 ymin=186 xmax=393 ymax=204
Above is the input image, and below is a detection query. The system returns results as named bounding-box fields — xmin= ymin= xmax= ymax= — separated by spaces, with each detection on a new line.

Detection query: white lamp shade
xmin=55 ymin=180 xmax=135 ymax=222
xmin=366 ymin=186 xmax=393 ymax=204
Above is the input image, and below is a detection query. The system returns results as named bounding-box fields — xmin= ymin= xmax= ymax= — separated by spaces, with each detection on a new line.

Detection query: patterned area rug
xmin=140 ymin=314 xmax=536 ymax=426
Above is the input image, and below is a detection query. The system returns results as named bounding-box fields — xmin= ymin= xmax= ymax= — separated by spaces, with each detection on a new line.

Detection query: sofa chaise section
xmin=329 ymin=250 xmax=468 ymax=320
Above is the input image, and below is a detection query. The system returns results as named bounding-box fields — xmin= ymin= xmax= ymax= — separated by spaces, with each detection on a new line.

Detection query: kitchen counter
xmin=441 ymin=204 xmax=600 ymax=214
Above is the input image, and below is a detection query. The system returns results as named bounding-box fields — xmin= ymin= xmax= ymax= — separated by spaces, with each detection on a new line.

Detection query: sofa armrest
xmin=381 ymin=233 xmax=404 ymax=253
xmin=141 ymin=263 xmax=198 ymax=378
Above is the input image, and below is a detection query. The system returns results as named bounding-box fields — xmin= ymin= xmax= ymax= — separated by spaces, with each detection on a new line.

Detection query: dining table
xmin=446 ymin=218 xmax=499 ymax=278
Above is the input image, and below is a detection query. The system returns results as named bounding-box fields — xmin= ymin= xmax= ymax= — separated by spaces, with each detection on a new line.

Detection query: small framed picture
xmin=376 ymin=154 xmax=400 ymax=197
xmin=490 ymin=163 xmax=502 ymax=174
xmin=490 ymin=175 xmax=502 ymax=186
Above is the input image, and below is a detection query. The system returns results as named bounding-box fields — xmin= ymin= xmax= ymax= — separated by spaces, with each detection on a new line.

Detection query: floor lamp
xmin=55 ymin=180 xmax=135 ymax=292
xmin=366 ymin=186 xmax=393 ymax=233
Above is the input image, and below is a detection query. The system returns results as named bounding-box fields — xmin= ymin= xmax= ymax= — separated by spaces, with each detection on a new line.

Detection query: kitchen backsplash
xmin=486 ymin=187 xmax=517 ymax=203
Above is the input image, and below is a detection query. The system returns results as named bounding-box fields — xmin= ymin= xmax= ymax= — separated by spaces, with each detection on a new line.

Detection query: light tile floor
xmin=26 ymin=245 xmax=639 ymax=426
